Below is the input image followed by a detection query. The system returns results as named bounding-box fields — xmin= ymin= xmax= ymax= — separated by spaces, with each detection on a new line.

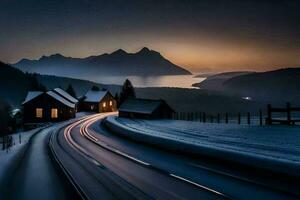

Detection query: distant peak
xmin=49 ymin=53 xmax=65 ymax=58
xmin=19 ymin=58 xmax=31 ymax=63
xmin=111 ymin=49 xmax=127 ymax=55
xmin=40 ymin=53 xmax=65 ymax=60
xmin=138 ymin=47 xmax=151 ymax=53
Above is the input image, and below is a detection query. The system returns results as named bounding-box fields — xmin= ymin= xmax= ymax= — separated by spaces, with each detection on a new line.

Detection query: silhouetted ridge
xmin=13 ymin=47 xmax=192 ymax=76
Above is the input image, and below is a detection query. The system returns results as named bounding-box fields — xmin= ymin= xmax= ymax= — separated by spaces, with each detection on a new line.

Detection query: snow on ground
xmin=106 ymin=117 xmax=300 ymax=166
xmin=0 ymin=128 xmax=43 ymax=180
xmin=0 ymin=112 xmax=90 ymax=181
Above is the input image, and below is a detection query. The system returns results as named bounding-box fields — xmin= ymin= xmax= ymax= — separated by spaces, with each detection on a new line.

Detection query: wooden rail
xmin=172 ymin=103 xmax=300 ymax=126
xmin=172 ymin=110 xmax=263 ymax=125
xmin=266 ymin=103 xmax=300 ymax=125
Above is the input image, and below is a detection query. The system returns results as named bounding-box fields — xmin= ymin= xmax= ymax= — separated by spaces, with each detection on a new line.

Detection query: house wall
xmin=152 ymin=104 xmax=174 ymax=119
xmin=23 ymin=93 xmax=75 ymax=123
xmin=80 ymin=102 xmax=99 ymax=112
xmin=99 ymin=93 xmax=117 ymax=113
xmin=80 ymin=92 xmax=117 ymax=113
xmin=119 ymin=103 xmax=174 ymax=120
xmin=119 ymin=111 xmax=152 ymax=119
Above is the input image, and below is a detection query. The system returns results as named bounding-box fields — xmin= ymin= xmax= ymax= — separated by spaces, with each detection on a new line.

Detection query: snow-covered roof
xmin=53 ymin=88 xmax=78 ymax=103
xmin=22 ymin=91 xmax=43 ymax=105
xmin=83 ymin=90 xmax=108 ymax=102
xmin=47 ymin=91 xmax=75 ymax=108
xmin=119 ymin=98 xmax=170 ymax=114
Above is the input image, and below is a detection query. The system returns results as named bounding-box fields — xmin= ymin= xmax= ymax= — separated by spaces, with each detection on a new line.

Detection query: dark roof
xmin=22 ymin=88 xmax=76 ymax=108
xmin=22 ymin=91 xmax=43 ymax=104
xmin=83 ymin=90 xmax=109 ymax=102
xmin=53 ymin=88 xmax=78 ymax=103
xmin=119 ymin=98 xmax=173 ymax=114
xmin=47 ymin=91 xmax=76 ymax=108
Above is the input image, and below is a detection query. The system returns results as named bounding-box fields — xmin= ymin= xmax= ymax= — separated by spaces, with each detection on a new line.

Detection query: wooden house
xmin=80 ymin=90 xmax=117 ymax=113
xmin=118 ymin=98 xmax=175 ymax=119
xmin=22 ymin=88 xmax=77 ymax=123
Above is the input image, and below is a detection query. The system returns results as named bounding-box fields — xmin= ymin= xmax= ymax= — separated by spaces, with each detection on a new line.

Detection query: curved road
xmin=51 ymin=113 xmax=299 ymax=200
xmin=4 ymin=124 xmax=79 ymax=200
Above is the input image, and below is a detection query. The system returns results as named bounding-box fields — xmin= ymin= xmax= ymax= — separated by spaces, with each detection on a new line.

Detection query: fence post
xmin=238 ymin=113 xmax=241 ymax=124
xmin=267 ymin=104 xmax=272 ymax=125
xmin=259 ymin=110 xmax=263 ymax=125
xmin=287 ymin=102 xmax=291 ymax=125
xmin=247 ymin=112 xmax=250 ymax=125
xmin=210 ymin=115 xmax=213 ymax=123
xmin=225 ymin=113 xmax=228 ymax=123
xmin=217 ymin=113 xmax=220 ymax=123
xmin=203 ymin=112 xmax=206 ymax=123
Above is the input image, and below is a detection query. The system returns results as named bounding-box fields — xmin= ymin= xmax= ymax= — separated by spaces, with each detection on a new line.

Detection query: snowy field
xmin=105 ymin=116 xmax=300 ymax=175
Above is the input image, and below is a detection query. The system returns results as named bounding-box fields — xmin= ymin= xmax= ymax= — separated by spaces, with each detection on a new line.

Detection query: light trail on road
xmin=77 ymin=113 xmax=230 ymax=199
xmin=50 ymin=112 xmax=299 ymax=200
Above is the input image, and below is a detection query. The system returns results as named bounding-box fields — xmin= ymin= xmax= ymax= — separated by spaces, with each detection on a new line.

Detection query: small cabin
xmin=118 ymin=98 xmax=175 ymax=119
xmin=22 ymin=88 xmax=78 ymax=123
xmin=80 ymin=90 xmax=117 ymax=113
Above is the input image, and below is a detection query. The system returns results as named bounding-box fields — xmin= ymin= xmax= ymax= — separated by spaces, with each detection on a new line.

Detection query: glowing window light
xmin=36 ymin=108 xmax=43 ymax=118
xmin=51 ymin=108 xmax=58 ymax=118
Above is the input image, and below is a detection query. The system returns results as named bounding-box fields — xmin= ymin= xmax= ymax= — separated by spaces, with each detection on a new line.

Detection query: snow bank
xmin=103 ymin=116 xmax=300 ymax=177
xmin=0 ymin=128 xmax=44 ymax=183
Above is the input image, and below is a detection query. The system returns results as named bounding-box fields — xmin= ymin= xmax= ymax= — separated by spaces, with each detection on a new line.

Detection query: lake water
xmin=89 ymin=75 xmax=205 ymax=88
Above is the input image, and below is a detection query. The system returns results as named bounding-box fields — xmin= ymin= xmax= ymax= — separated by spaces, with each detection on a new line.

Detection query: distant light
xmin=242 ymin=96 xmax=252 ymax=101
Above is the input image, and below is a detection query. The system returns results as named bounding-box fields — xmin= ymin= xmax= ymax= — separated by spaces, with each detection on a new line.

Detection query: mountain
xmin=0 ymin=61 xmax=32 ymax=105
xmin=194 ymin=68 xmax=300 ymax=104
xmin=192 ymin=71 xmax=255 ymax=90
xmin=0 ymin=61 xmax=264 ymax=113
xmin=222 ymin=68 xmax=300 ymax=103
xmin=13 ymin=47 xmax=192 ymax=78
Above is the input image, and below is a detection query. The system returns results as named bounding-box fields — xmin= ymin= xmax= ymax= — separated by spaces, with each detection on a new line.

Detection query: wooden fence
xmin=266 ymin=103 xmax=300 ymax=125
xmin=172 ymin=103 xmax=300 ymax=126
xmin=171 ymin=110 xmax=264 ymax=125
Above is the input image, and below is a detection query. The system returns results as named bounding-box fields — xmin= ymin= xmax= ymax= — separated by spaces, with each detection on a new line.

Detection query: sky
xmin=1 ymin=0 xmax=300 ymax=72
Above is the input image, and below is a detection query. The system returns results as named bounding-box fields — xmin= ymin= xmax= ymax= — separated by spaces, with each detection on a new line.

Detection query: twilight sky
xmin=1 ymin=0 xmax=300 ymax=72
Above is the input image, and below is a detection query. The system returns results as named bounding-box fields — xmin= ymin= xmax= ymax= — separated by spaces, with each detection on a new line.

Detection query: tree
xmin=119 ymin=79 xmax=136 ymax=105
xmin=66 ymin=84 xmax=77 ymax=98
xmin=27 ymin=73 xmax=47 ymax=91
xmin=0 ymin=100 xmax=11 ymax=136
xmin=91 ymin=85 xmax=100 ymax=91
xmin=114 ymin=92 xmax=120 ymax=108
xmin=0 ymin=99 xmax=12 ymax=150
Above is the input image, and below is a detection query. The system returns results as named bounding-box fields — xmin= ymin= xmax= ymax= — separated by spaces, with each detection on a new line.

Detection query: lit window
xmin=103 ymin=102 xmax=106 ymax=107
xmin=109 ymin=101 xmax=113 ymax=106
xmin=36 ymin=108 xmax=43 ymax=118
xmin=51 ymin=108 xmax=58 ymax=118
xmin=91 ymin=105 xmax=95 ymax=110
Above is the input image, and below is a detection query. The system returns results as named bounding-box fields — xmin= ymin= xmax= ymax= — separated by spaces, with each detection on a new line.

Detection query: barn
xmin=22 ymin=88 xmax=77 ymax=123
xmin=118 ymin=98 xmax=175 ymax=119
xmin=80 ymin=89 xmax=117 ymax=113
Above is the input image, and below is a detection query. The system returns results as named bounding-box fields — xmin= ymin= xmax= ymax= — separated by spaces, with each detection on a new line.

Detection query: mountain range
xmin=0 ymin=61 xmax=264 ymax=113
xmin=193 ymin=68 xmax=300 ymax=104
xmin=13 ymin=47 xmax=191 ymax=77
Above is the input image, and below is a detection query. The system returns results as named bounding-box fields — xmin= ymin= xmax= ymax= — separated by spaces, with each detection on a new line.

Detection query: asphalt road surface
xmin=50 ymin=113 xmax=299 ymax=200
xmin=4 ymin=125 xmax=79 ymax=200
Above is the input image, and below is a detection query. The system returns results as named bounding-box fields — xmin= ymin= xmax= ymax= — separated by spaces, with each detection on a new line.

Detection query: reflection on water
xmin=89 ymin=75 xmax=205 ymax=88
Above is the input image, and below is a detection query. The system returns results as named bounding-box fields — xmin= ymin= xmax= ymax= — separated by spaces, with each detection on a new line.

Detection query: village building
xmin=22 ymin=88 xmax=77 ymax=123
xmin=80 ymin=90 xmax=117 ymax=113
xmin=118 ymin=98 xmax=175 ymax=119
